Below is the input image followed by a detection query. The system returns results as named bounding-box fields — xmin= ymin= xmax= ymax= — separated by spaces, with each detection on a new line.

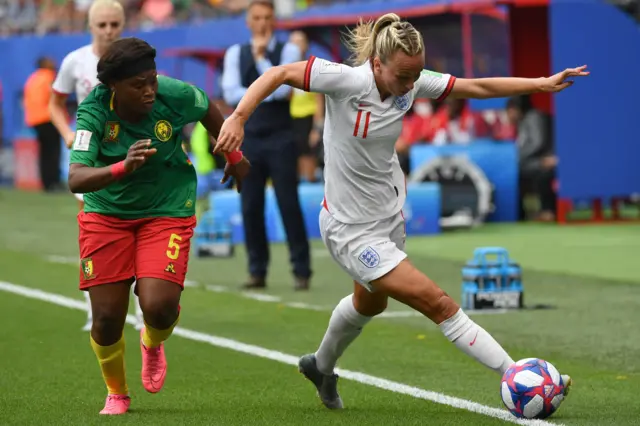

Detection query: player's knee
xmin=423 ymin=289 xmax=460 ymax=324
xmin=353 ymin=294 xmax=387 ymax=316
xmin=353 ymin=284 xmax=387 ymax=316
xmin=92 ymin=310 xmax=126 ymax=345
xmin=140 ymin=296 xmax=179 ymax=329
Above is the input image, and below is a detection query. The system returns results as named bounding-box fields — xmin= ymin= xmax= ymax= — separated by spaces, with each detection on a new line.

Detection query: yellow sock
xmin=90 ymin=334 xmax=128 ymax=396
xmin=142 ymin=313 xmax=180 ymax=349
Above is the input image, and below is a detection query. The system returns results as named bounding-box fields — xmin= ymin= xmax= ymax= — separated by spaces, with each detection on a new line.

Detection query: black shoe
xmin=294 ymin=276 xmax=310 ymax=291
xmin=241 ymin=276 xmax=266 ymax=290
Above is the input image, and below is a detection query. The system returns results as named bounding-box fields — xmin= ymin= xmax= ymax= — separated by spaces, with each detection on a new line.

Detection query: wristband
xmin=110 ymin=161 xmax=127 ymax=179
xmin=224 ymin=151 xmax=243 ymax=165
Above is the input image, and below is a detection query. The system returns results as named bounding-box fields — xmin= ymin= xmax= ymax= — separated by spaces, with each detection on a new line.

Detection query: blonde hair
xmin=344 ymin=13 xmax=424 ymax=66
xmin=88 ymin=0 xmax=125 ymax=23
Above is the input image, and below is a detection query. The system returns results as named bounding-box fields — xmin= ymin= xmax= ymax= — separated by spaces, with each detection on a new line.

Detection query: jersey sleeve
xmin=303 ymin=56 xmax=369 ymax=100
xmin=415 ymin=70 xmax=456 ymax=101
xmin=180 ymin=82 xmax=210 ymax=123
xmin=52 ymin=52 xmax=76 ymax=96
xmin=158 ymin=76 xmax=210 ymax=124
xmin=69 ymin=105 xmax=103 ymax=167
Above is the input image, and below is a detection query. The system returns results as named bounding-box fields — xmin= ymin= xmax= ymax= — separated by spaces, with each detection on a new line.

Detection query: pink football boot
xmin=140 ymin=328 xmax=167 ymax=393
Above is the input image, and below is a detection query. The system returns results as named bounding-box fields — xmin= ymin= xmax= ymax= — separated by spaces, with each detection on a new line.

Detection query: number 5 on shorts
xmin=166 ymin=233 xmax=182 ymax=260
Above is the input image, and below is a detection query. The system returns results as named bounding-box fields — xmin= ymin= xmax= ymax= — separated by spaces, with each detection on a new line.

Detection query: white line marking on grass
xmin=45 ymin=255 xmax=78 ymax=265
xmin=44 ymin=255 xmax=503 ymax=319
xmin=284 ymin=301 xmax=326 ymax=312
xmin=44 ymin=255 xmax=200 ymax=288
xmin=241 ymin=292 xmax=282 ymax=302
xmin=0 ymin=280 xmax=561 ymax=426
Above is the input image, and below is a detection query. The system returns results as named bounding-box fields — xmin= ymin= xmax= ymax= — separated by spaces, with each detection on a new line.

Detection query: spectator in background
xmin=139 ymin=0 xmax=174 ymax=28
xmin=288 ymin=30 xmax=324 ymax=182
xmin=395 ymin=98 xmax=435 ymax=175
xmin=0 ymin=0 xmax=38 ymax=35
xmin=37 ymin=0 xmax=72 ymax=34
xmin=431 ymin=97 xmax=487 ymax=145
xmin=506 ymin=95 xmax=557 ymax=221
xmin=221 ymin=0 xmax=311 ymax=291
xmin=24 ymin=57 xmax=62 ymax=192
xmin=72 ymin=0 xmax=94 ymax=32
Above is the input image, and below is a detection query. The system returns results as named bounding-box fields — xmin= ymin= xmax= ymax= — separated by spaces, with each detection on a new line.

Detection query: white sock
xmin=439 ymin=309 xmax=514 ymax=375
xmin=315 ymin=294 xmax=372 ymax=375
xmin=84 ymin=291 xmax=92 ymax=321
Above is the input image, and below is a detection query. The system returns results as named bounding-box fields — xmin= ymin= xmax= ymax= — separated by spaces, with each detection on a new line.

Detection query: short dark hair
xmin=36 ymin=57 xmax=50 ymax=69
xmin=97 ymin=37 xmax=157 ymax=85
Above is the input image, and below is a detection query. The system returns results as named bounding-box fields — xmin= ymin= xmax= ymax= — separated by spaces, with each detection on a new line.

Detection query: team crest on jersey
xmin=81 ymin=258 xmax=95 ymax=280
xmin=358 ymin=246 xmax=380 ymax=269
xmin=154 ymin=120 xmax=173 ymax=142
xmin=103 ymin=122 xmax=120 ymax=142
xmin=394 ymin=94 xmax=411 ymax=111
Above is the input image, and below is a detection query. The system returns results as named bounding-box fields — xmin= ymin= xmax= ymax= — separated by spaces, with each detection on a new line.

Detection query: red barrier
xmin=13 ymin=137 xmax=42 ymax=191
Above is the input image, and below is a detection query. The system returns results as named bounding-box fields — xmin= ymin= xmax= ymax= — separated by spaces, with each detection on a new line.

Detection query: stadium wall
xmin=550 ymin=0 xmax=640 ymax=200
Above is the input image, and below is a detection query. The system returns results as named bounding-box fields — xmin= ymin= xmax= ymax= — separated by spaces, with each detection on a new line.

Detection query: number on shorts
xmin=166 ymin=233 xmax=182 ymax=260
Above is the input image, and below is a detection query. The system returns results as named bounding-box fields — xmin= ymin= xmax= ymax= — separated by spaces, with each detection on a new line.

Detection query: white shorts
xmin=319 ymin=208 xmax=407 ymax=292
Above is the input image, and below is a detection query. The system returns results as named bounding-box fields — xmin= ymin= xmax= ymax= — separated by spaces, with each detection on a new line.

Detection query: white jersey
xmin=52 ymin=44 xmax=100 ymax=104
xmin=304 ymin=57 xmax=455 ymax=224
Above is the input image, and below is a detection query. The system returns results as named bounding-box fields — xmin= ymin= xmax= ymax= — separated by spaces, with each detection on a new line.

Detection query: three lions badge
xmin=358 ymin=246 xmax=380 ymax=269
xmin=394 ymin=93 xmax=411 ymax=111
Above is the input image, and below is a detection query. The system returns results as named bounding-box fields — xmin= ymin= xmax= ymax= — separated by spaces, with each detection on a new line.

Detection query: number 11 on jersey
xmin=353 ymin=109 xmax=372 ymax=139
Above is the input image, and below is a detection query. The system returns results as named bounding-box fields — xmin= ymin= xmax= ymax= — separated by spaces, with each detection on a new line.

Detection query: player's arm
xmin=69 ymin=140 xmax=156 ymax=193
xmin=449 ymin=66 xmax=589 ymax=99
xmin=50 ymin=93 xmax=74 ymax=147
xmin=200 ymin=99 xmax=247 ymax=166
xmin=199 ymin=100 xmax=226 ymax=141
xmin=215 ymin=57 xmax=365 ymax=153
xmin=68 ymin=117 xmax=157 ymax=193
xmin=173 ymin=77 xmax=250 ymax=189
xmin=176 ymin=78 xmax=246 ymax=165
xmin=50 ymin=54 xmax=77 ymax=148
xmin=231 ymin=57 xmax=362 ymax=121
xmin=267 ymin=42 xmax=302 ymax=101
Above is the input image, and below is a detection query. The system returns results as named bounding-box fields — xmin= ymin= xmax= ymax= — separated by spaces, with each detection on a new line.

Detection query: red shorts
xmin=77 ymin=212 xmax=197 ymax=290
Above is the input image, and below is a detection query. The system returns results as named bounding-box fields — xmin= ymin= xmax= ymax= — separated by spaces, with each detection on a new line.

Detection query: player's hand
xmin=124 ymin=139 xmax=157 ymax=173
xmin=214 ymin=115 xmax=244 ymax=154
xmin=64 ymin=131 xmax=75 ymax=149
xmin=221 ymin=156 xmax=251 ymax=193
xmin=540 ymin=65 xmax=590 ymax=93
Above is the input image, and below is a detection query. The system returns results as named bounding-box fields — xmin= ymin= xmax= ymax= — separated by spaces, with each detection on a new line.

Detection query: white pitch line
xmin=223 ymin=285 xmax=423 ymax=317
xmin=45 ymin=255 xmax=78 ymax=265
xmin=0 ymin=280 xmax=561 ymax=426
xmin=44 ymin=255 xmax=503 ymax=319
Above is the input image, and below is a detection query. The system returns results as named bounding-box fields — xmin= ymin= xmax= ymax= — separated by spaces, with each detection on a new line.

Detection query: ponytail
xmin=344 ymin=13 xmax=424 ymax=66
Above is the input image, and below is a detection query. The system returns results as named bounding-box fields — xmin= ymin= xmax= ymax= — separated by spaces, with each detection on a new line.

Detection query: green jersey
xmin=70 ymin=76 xmax=209 ymax=219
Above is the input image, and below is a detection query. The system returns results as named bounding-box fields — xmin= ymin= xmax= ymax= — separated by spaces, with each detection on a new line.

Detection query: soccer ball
xmin=500 ymin=358 xmax=566 ymax=419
